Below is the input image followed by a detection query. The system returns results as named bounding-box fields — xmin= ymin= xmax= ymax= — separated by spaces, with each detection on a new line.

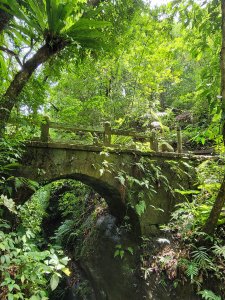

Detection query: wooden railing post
xmin=103 ymin=122 xmax=111 ymax=146
xmin=150 ymin=130 xmax=158 ymax=152
xmin=40 ymin=116 xmax=50 ymax=142
xmin=177 ymin=126 xmax=182 ymax=153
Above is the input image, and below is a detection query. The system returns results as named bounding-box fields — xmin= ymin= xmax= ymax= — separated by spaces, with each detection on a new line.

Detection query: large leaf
xmin=25 ymin=0 xmax=46 ymax=32
xmin=68 ymin=18 xmax=111 ymax=33
xmin=50 ymin=273 xmax=60 ymax=291
xmin=67 ymin=18 xmax=111 ymax=49
xmin=0 ymin=0 xmax=87 ymax=39
xmin=0 ymin=0 xmax=45 ymax=36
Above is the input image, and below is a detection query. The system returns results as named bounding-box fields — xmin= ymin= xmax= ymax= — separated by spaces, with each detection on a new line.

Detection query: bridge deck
xmin=26 ymin=141 xmax=213 ymax=161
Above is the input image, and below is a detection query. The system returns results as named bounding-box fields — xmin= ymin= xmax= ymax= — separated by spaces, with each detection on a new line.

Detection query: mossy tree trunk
xmin=203 ymin=0 xmax=225 ymax=235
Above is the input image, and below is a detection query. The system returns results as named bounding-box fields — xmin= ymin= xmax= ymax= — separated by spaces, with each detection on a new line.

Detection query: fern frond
xmin=185 ymin=261 xmax=199 ymax=281
xmin=212 ymin=244 xmax=225 ymax=259
xmin=191 ymin=246 xmax=212 ymax=269
xmin=198 ymin=290 xmax=221 ymax=300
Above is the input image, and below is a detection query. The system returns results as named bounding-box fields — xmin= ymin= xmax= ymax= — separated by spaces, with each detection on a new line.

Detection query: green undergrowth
xmin=48 ymin=181 xmax=108 ymax=299
xmin=53 ymin=185 xmax=107 ymax=254
xmin=120 ymin=157 xmax=193 ymax=219
xmin=0 ymin=138 xmax=70 ymax=300
xmin=140 ymin=158 xmax=225 ymax=300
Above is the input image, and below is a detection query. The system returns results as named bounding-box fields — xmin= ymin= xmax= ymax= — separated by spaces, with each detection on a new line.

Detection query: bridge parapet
xmin=23 ymin=117 xmax=183 ymax=153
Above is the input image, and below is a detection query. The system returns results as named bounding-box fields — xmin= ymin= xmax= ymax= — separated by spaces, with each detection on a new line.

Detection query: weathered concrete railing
xmin=39 ymin=117 xmax=183 ymax=153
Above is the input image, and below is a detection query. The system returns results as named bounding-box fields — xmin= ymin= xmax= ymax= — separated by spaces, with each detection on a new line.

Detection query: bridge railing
xmin=39 ymin=117 xmax=183 ymax=153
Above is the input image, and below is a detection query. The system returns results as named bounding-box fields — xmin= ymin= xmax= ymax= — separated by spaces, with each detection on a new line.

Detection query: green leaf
xmin=116 ymin=174 xmax=125 ymax=185
xmin=198 ymin=289 xmax=221 ymax=300
xmin=8 ymin=294 xmax=14 ymax=300
xmin=8 ymin=284 xmax=14 ymax=292
xmin=62 ymin=267 xmax=71 ymax=276
xmin=69 ymin=19 xmax=111 ymax=32
xmin=1 ymin=255 xmax=5 ymax=264
xmin=119 ymin=250 xmax=125 ymax=259
xmin=99 ymin=168 xmax=104 ymax=176
xmin=114 ymin=249 xmax=120 ymax=257
xmin=127 ymin=247 xmax=134 ymax=255
xmin=174 ymin=189 xmax=200 ymax=195
xmin=186 ymin=262 xmax=198 ymax=281
xmin=50 ymin=273 xmax=60 ymax=291
xmin=21 ymin=274 xmax=25 ymax=284
xmin=135 ymin=200 xmax=146 ymax=216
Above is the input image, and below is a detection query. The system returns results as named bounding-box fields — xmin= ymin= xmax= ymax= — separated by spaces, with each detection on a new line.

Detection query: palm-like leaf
xmin=0 ymin=0 xmax=42 ymax=37
xmin=186 ymin=262 xmax=199 ymax=281
xmin=45 ymin=0 xmax=77 ymax=35
xmin=0 ymin=0 xmax=90 ymax=37
xmin=67 ymin=18 xmax=111 ymax=49
xmin=0 ymin=0 xmax=110 ymax=49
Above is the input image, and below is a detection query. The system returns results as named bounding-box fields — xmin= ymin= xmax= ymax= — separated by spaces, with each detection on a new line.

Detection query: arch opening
xmin=40 ymin=173 xmax=126 ymax=222
xmin=22 ymin=178 xmax=143 ymax=300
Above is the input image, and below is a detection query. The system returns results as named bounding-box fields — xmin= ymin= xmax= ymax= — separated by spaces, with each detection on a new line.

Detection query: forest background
xmin=0 ymin=0 xmax=225 ymax=300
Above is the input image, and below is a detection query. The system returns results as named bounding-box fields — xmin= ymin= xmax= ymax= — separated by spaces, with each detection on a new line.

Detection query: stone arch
xmin=40 ymin=174 xmax=141 ymax=239
xmin=42 ymin=173 xmax=126 ymax=221
xmin=19 ymin=143 xmax=196 ymax=237
xmin=18 ymin=144 xmax=142 ymax=236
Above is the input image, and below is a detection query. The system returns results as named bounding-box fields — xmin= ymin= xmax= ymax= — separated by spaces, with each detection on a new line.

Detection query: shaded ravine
xmin=40 ymin=180 xmax=144 ymax=300
xmin=23 ymin=178 xmax=206 ymax=300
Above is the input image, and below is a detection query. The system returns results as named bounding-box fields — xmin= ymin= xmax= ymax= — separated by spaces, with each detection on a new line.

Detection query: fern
xmin=186 ymin=261 xmax=199 ymax=281
xmin=191 ymin=246 xmax=212 ymax=269
xmin=179 ymin=259 xmax=199 ymax=282
xmin=53 ymin=219 xmax=77 ymax=245
xmin=212 ymin=244 xmax=225 ymax=259
xmin=198 ymin=290 xmax=221 ymax=300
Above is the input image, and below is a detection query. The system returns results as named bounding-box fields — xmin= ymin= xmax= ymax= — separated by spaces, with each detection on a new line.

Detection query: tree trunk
xmin=203 ymin=178 xmax=225 ymax=235
xmin=0 ymin=40 xmax=67 ymax=135
xmin=203 ymin=0 xmax=225 ymax=235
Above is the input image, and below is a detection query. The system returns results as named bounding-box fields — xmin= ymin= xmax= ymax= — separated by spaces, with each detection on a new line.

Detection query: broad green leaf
xmin=50 ymin=273 xmax=60 ymax=291
xmin=135 ymin=200 xmax=146 ymax=216
xmin=8 ymin=294 xmax=14 ymax=300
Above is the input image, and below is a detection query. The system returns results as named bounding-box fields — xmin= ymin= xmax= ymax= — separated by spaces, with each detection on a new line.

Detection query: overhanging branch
xmin=0 ymin=46 xmax=23 ymax=67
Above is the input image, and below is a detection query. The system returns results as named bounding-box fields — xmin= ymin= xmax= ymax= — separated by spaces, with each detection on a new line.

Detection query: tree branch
xmin=0 ymin=46 xmax=23 ymax=67
xmin=22 ymin=38 xmax=34 ymax=64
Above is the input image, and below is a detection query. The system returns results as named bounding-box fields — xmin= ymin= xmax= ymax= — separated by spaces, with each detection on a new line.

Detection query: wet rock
xmin=78 ymin=213 xmax=145 ymax=300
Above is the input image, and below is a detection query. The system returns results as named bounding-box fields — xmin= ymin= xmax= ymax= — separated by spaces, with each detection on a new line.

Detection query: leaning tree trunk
xmin=203 ymin=0 xmax=225 ymax=236
xmin=0 ymin=40 xmax=67 ymax=135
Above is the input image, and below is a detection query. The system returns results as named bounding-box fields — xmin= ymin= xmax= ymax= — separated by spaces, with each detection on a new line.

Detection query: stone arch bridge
xmin=18 ymin=141 xmax=202 ymax=236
